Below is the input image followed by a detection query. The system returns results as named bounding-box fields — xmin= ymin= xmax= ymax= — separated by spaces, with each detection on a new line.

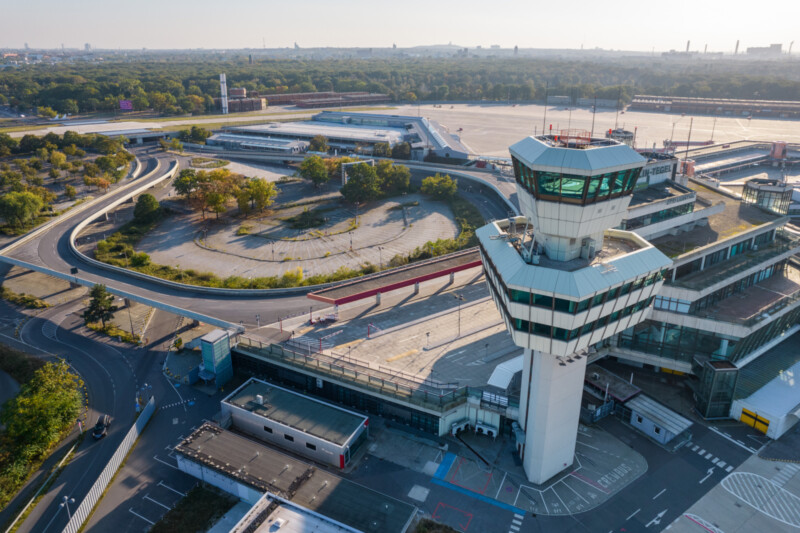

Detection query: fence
xmin=235 ymin=338 xmax=467 ymax=412
xmin=62 ymin=396 xmax=156 ymax=533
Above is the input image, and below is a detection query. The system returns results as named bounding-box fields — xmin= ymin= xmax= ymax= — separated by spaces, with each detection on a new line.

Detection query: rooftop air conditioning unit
xmin=255 ymin=395 xmax=264 ymax=405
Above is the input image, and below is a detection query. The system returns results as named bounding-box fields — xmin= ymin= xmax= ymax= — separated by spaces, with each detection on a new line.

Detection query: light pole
xmin=349 ymin=232 xmax=353 ymax=251
xmin=256 ymin=314 xmax=261 ymax=328
xmin=454 ymin=293 xmax=465 ymax=337
xmin=378 ymin=246 xmax=383 ymax=270
xmin=61 ymin=496 xmax=75 ymax=520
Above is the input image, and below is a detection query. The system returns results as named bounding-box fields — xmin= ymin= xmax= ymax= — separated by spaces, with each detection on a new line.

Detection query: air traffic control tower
xmin=477 ymin=131 xmax=671 ymax=484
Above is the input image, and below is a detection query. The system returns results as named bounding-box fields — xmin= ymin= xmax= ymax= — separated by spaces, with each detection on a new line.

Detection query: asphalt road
xmin=0 ymin=147 xmax=518 ymax=329
xmin=8 ymin=300 xmax=138 ymax=533
xmin=0 ymin=149 xmax=323 ymax=328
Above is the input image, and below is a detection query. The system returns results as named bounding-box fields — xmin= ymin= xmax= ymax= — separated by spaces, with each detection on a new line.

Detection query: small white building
xmin=222 ymin=378 xmax=369 ymax=469
xmin=626 ymin=394 xmax=693 ymax=445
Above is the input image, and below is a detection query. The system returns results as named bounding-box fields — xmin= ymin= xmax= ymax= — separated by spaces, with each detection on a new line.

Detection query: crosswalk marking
xmin=726 ymin=465 xmax=734 ymax=473
xmin=705 ymin=453 xmax=713 ymax=460
xmin=692 ymin=444 xmax=699 ymax=452
xmin=717 ymin=461 xmax=726 ymax=469
xmin=698 ymin=449 xmax=706 ymax=455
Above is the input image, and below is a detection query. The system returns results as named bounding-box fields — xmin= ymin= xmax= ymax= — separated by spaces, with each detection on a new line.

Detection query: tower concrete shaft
xmin=519 ymin=350 xmax=587 ymax=483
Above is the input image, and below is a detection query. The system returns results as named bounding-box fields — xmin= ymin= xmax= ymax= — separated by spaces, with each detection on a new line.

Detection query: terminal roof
xmin=176 ymin=424 xmax=415 ymax=533
xmin=224 ymin=379 xmax=366 ymax=446
xmin=510 ymin=135 xmax=646 ymax=175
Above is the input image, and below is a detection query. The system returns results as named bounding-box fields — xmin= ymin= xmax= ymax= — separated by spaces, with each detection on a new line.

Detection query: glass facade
xmin=232 ymin=352 xmax=442 ymax=434
xmin=619 ymin=321 xmax=739 ymax=364
xmin=481 ymin=244 xmax=656 ymax=343
xmin=512 ymin=156 xmax=641 ymax=205
xmin=621 ymin=202 xmax=694 ymax=231
xmin=694 ymin=362 xmax=739 ymax=419
xmin=742 ymin=182 xmax=792 ymax=215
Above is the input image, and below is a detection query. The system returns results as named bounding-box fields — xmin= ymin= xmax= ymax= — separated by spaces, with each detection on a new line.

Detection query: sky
xmin=2 ymin=0 xmax=797 ymax=53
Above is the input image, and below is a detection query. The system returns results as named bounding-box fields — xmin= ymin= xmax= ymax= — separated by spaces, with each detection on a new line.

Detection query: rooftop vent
xmin=255 ymin=394 xmax=264 ymax=405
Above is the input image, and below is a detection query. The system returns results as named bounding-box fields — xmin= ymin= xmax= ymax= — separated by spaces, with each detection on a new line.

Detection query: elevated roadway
xmin=0 ymin=148 xmax=518 ymax=331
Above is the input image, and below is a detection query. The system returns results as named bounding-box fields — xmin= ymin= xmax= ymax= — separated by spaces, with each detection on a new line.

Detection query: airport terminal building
xmin=207 ymin=111 xmax=470 ymax=160
xmin=228 ymin=138 xmax=800 ymax=445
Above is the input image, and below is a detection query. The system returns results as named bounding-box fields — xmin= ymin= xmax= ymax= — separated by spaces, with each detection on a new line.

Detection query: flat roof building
xmin=222 ymin=378 xmax=369 ymax=469
xmin=220 ymin=111 xmax=470 ymax=161
xmin=175 ymin=424 xmax=415 ymax=533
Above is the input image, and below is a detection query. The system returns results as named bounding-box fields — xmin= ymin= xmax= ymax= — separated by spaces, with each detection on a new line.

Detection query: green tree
xmin=373 ymin=142 xmax=391 ymax=157
xmin=299 ymin=155 xmax=329 ymax=188
xmin=65 ymin=184 xmax=77 ymax=199
xmin=309 ymin=135 xmax=329 ymax=152
xmin=174 ymin=169 xmax=198 ymax=200
xmin=133 ymin=193 xmax=161 ymax=223
xmin=421 ymin=173 xmax=458 ymax=199
xmin=376 ymin=161 xmax=410 ymax=194
xmin=248 ymin=178 xmax=278 ymax=212
xmin=391 ymin=142 xmax=411 ymax=160
xmin=0 ymin=191 xmax=44 ymax=228
xmin=177 ymin=125 xmax=212 ymax=144
xmin=36 ymin=106 xmax=58 ymax=119
xmin=82 ymin=284 xmax=117 ymax=328
xmin=340 ymin=163 xmax=382 ymax=204
xmin=0 ymin=360 xmax=83 ymax=456
xmin=169 ymin=138 xmax=183 ymax=152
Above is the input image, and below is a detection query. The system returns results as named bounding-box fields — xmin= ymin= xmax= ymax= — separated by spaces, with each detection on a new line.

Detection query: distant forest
xmin=1 ymin=56 xmax=799 ymax=116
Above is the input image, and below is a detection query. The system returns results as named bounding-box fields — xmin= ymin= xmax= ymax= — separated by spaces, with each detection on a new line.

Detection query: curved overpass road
xmin=0 ymin=148 xmax=516 ymax=329
xmin=0 ymin=149 xmax=321 ymax=328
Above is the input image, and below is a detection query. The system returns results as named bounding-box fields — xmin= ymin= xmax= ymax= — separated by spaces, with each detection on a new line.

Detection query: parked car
xmin=92 ymin=414 xmax=111 ymax=439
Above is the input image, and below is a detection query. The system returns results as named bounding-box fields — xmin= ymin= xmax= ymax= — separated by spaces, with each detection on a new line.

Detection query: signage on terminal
xmin=641 ymin=164 xmax=673 ymax=178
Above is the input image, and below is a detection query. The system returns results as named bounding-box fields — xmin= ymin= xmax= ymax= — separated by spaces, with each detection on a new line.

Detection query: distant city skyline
xmin=2 ymin=0 xmax=797 ymax=53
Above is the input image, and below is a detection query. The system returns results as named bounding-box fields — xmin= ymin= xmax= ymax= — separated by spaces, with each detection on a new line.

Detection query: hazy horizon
xmin=2 ymin=0 xmax=797 ymax=54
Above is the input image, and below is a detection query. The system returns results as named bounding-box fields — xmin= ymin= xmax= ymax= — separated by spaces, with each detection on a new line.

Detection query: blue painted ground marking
xmin=434 ymin=453 xmax=457 ymax=480
xmin=431 ymin=478 xmax=526 ymax=515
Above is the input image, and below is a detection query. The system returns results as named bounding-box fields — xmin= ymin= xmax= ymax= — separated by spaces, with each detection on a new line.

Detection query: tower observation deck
xmin=477 ymin=132 xmax=672 ymax=484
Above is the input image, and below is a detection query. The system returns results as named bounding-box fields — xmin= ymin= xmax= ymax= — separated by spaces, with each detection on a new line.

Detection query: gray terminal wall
xmin=176 ymin=454 xmax=264 ymax=505
xmin=221 ymin=402 xmax=367 ymax=469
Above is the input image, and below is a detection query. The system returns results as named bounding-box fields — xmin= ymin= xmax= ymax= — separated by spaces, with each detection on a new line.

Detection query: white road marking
xmin=705 ymin=453 xmax=713 ymax=460
xmin=645 ymin=509 xmax=668 ymax=528
xmin=576 ymin=441 xmax=601 ymax=451
xmin=653 ymin=488 xmax=666 ymax=500
xmin=158 ymin=480 xmax=186 ymax=497
xmin=698 ymin=449 xmax=706 ymax=456
xmin=144 ymin=494 xmax=171 ymax=511
xmin=627 ymin=508 xmax=641 ymax=520
xmin=708 ymin=426 xmax=759 ymax=453
xmin=129 ymin=508 xmax=155 ymax=525
xmin=722 ymin=472 xmax=800 ymax=528
xmin=726 ymin=465 xmax=734 ymax=473
xmin=152 ymin=455 xmax=179 ymax=470
xmin=700 ymin=468 xmax=715 ymax=484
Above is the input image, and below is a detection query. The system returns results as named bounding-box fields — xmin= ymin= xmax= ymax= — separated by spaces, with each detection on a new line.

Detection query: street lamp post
xmin=454 ymin=293 xmax=465 ymax=337
xmin=256 ymin=314 xmax=261 ymax=328
xmin=378 ymin=246 xmax=383 ymax=270
xmin=61 ymin=496 xmax=75 ymax=521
